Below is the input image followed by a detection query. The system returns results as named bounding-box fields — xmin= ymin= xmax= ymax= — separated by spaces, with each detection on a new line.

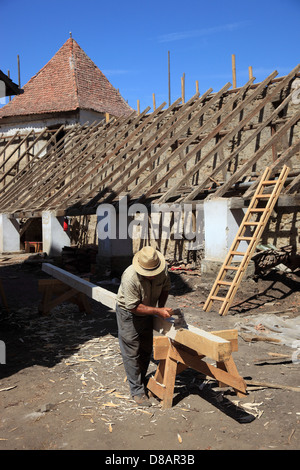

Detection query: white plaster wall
xmin=0 ymin=214 xmax=20 ymax=252
xmin=204 ymin=198 xmax=248 ymax=262
xmin=42 ymin=211 xmax=70 ymax=256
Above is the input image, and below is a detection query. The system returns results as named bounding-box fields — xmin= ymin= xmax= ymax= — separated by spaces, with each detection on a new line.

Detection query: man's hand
xmin=130 ymin=304 xmax=174 ymax=318
xmin=156 ymin=307 xmax=174 ymax=319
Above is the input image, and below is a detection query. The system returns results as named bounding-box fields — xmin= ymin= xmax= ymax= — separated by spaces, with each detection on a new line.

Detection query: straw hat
xmin=132 ymin=246 xmax=166 ymax=277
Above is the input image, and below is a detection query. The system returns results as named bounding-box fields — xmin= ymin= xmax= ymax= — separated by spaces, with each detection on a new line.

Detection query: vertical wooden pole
xmin=7 ymin=70 xmax=11 ymax=101
xmin=17 ymin=54 xmax=21 ymax=87
xmin=181 ymin=73 xmax=185 ymax=104
xmin=152 ymin=93 xmax=156 ymax=111
xmin=105 ymin=112 xmax=110 ymax=123
xmin=248 ymin=66 xmax=253 ymax=80
xmin=232 ymin=54 xmax=236 ymax=89
xmin=196 ymin=80 xmax=199 ymax=94
xmin=168 ymin=50 xmax=171 ymax=106
xmin=137 ymin=99 xmax=140 ymax=115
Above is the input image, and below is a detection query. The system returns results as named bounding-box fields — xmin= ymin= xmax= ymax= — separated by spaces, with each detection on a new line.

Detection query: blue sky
xmin=1 ymin=0 xmax=299 ymax=111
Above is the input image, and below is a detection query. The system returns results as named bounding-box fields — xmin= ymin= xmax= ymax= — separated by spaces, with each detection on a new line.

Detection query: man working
xmin=116 ymin=246 xmax=174 ymax=406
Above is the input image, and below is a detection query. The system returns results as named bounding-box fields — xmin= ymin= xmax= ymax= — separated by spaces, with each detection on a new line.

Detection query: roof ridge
xmin=68 ymin=38 xmax=80 ymax=109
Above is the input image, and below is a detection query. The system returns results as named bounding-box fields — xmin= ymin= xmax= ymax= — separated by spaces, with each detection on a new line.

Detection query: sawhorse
xmin=38 ymin=278 xmax=91 ymax=316
xmin=147 ymin=329 xmax=247 ymax=409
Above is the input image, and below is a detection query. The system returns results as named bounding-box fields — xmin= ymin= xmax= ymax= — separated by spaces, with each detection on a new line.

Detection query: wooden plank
xmin=168 ymin=345 xmax=247 ymax=394
xmin=153 ymin=336 xmax=170 ymax=360
xmin=173 ymin=327 xmax=232 ymax=362
xmin=286 ymin=172 xmax=300 ymax=194
xmin=42 ymin=263 xmax=232 ymax=361
xmin=161 ymin=350 xmax=178 ymax=408
xmin=153 ymin=315 xmax=232 ymax=361
xmin=211 ymin=329 xmax=238 ymax=352
xmin=147 ymin=376 xmax=166 ymax=400
xmin=42 ymin=263 xmax=117 ymax=309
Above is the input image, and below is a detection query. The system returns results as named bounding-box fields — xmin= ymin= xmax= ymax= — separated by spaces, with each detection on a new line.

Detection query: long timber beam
xmin=42 ymin=263 xmax=232 ymax=362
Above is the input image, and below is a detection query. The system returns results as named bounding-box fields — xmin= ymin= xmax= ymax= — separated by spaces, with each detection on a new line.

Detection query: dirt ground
xmin=0 ymin=252 xmax=299 ymax=453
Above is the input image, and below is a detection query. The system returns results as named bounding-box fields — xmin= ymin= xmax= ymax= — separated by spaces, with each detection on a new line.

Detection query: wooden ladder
xmin=203 ymin=165 xmax=290 ymax=316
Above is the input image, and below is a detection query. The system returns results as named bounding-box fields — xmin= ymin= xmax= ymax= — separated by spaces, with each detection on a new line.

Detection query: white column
xmin=204 ymin=198 xmax=230 ymax=261
xmin=0 ymin=214 xmax=20 ymax=252
xmin=204 ymin=198 xmax=249 ymax=261
xmin=42 ymin=211 xmax=70 ymax=256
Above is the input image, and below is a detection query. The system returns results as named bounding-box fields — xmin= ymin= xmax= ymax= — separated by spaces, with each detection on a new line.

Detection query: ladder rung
xmin=256 ymin=194 xmax=271 ymax=198
xmin=224 ymin=265 xmax=239 ymax=270
xmin=210 ymin=295 xmax=226 ymax=301
xmin=249 ymin=208 xmax=266 ymax=212
xmin=261 ymin=180 xmax=276 ymax=185
xmin=217 ymin=281 xmax=232 ymax=286
xmin=237 ymin=236 xmax=253 ymax=240
xmin=230 ymin=251 xmax=245 ymax=256
xmin=244 ymin=221 xmax=259 ymax=225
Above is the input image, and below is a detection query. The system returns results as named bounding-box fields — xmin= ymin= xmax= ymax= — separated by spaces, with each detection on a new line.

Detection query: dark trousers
xmin=116 ymin=303 xmax=153 ymax=397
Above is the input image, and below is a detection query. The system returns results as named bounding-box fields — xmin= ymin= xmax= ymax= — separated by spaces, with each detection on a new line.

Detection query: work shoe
xmin=133 ymin=394 xmax=152 ymax=407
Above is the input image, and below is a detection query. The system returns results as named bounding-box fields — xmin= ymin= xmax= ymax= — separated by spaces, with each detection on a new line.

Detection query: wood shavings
xmin=102 ymin=402 xmax=120 ymax=408
xmin=135 ymin=409 xmax=153 ymax=416
xmin=232 ymin=400 xmax=264 ymax=419
xmin=0 ymin=385 xmax=17 ymax=392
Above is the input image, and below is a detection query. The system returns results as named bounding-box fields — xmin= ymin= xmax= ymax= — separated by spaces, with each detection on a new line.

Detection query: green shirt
xmin=116 ymin=264 xmax=171 ymax=311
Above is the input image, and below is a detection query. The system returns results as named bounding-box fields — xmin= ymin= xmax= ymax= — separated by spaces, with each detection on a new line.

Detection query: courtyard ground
xmin=0 ymin=252 xmax=299 ymax=452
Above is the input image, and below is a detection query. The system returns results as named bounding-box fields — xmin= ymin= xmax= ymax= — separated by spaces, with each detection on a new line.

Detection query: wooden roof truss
xmin=0 ymin=65 xmax=299 ymax=218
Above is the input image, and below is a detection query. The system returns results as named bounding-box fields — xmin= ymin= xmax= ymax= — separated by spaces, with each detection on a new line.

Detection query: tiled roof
xmin=0 ymin=38 xmax=134 ymax=119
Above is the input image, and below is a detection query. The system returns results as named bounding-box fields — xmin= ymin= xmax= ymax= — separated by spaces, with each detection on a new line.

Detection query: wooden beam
xmin=55 ymin=103 xmax=167 ymax=210
xmin=153 ymin=316 xmax=232 ymax=361
xmin=42 ymin=263 xmax=232 ymax=362
xmin=169 ymin=345 xmax=246 ymax=394
xmin=213 ymin=113 xmax=300 ymax=198
xmin=92 ymin=94 xmax=202 ymax=205
xmin=184 ymin=84 xmax=299 ymax=202
xmin=232 ymin=54 xmax=237 ymax=88
xmin=242 ymin=138 xmax=300 ymax=200
xmin=123 ymin=85 xmax=231 ymax=203
xmin=42 ymin=263 xmax=117 ymax=310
